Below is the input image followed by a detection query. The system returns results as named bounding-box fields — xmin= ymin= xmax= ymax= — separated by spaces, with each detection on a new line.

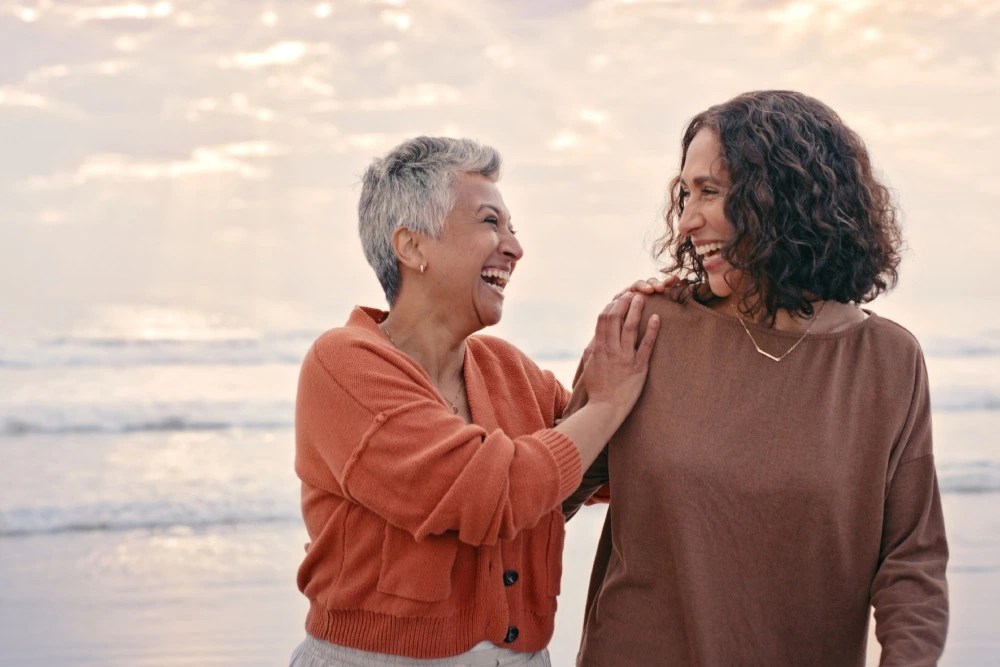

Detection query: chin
xmin=476 ymin=307 xmax=504 ymax=328
xmin=707 ymin=267 xmax=744 ymax=299
xmin=707 ymin=277 xmax=733 ymax=298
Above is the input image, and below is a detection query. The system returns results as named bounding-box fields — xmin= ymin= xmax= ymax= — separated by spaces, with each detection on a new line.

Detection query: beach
xmin=0 ymin=495 xmax=997 ymax=665
xmin=1 ymin=350 xmax=998 ymax=666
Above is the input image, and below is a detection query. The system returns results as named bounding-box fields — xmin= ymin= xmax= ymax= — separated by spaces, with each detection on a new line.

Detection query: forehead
xmin=681 ymin=129 xmax=727 ymax=181
xmin=451 ymin=172 xmax=508 ymax=216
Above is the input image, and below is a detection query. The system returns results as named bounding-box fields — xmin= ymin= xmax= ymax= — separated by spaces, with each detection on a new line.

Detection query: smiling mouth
xmin=480 ymin=268 xmax=510 ymax=291
xmin=695 ymin=241 xmax=724 ymax=260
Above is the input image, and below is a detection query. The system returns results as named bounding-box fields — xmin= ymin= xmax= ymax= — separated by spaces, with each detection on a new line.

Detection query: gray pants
xmin=290 ymin=635 xmax=553 ymax=667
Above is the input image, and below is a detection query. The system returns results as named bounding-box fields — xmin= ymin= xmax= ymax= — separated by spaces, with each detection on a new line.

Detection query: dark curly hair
xmin=656 ymin=90 xmax=903 ymax=323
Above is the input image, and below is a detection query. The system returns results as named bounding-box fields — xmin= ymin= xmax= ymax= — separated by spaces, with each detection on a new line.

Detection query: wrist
xmin=584 ymin=397 xmax=630 ymax=424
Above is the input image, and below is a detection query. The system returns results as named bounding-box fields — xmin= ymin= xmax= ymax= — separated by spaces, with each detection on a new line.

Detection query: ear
xmin=390 ymin=226 xmax=427 ymax=273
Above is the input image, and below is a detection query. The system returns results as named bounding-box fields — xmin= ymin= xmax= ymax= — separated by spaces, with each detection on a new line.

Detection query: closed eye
xmin=486 ymin=216 xmax=516 ymax=235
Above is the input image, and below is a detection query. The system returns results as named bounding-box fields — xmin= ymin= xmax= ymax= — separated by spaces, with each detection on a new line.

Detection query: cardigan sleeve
xmin=557 ymin=347 xmax=612 ymax=520
xmin=870 ymin=356 xmax=949 ymax=666
xmin=295 ymin=337 xmax=583 ymax=547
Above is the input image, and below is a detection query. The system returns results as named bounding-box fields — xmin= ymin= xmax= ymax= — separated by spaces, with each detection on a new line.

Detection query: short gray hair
xmin=358 ymin=136 xmax=502 ymax=304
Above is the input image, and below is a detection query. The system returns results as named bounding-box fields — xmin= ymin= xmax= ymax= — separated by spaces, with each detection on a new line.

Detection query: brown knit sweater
xmin=295 ymin=307 xmax=582 ymax=658
xmin=566 ymin=291 xmax=949 ymax=667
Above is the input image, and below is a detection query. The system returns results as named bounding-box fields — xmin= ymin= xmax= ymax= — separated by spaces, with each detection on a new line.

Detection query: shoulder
xmin=468 ymin=334 xmax=538 ymax=372
xmin=311 ymin=324 xmax=385 ymax=367
xmin=866 ymin=312 xmax=923 ymax=351
xmin=468 ymin=334 xmax=564 ymax=393
xmin=305 ymin=310 xmax=412 ymax=384
xmin=861 ymin=312 xmax=927 ymax=373
xmin=643 ymin=283 xmax=706 ymax=324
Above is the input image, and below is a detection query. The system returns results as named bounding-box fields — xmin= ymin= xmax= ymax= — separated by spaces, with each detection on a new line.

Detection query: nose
xmin=501 ymin=230 xmax=524 ymax=261
xmin=677 ymin=202 xmax=702 ymax=238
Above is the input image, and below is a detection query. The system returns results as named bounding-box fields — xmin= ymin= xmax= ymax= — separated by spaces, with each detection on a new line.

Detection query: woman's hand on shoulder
xmin=579 ymin=293 xmax=660 ymax=416
xmin=615 ymin=274 xmax=681 ymax=299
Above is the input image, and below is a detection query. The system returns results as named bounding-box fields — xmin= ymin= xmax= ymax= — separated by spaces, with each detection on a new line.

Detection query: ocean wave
xmin=0 ymin=459 xmax=994 ymax=539
xmin=932 ymin=387 xmax=1000 ymax=412
xmin=923 ymin=331 xmax=1000 ymax=357
xmin=1 ymin=400 xmax=293 ymax=436
xmin=0 ymin=500 xmax=299 ymax=538
xmin=3 ymin=329 xmax=1000 ymax=369
xmin=0 ymin=331 xmax=317 ymax=368
xmin=937 ymin=460 xmax=1000 ymax=494
xmin=3 ymin=386 xmax=996 ymax=440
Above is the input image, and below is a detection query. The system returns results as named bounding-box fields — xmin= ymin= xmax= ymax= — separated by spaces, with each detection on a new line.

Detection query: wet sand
xmin=0 ymin=495 xmax=995 ymax=666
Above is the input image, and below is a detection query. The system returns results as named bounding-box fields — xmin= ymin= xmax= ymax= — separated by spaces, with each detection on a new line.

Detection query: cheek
xmin=710 ymin=205 xmax=734 ymax=234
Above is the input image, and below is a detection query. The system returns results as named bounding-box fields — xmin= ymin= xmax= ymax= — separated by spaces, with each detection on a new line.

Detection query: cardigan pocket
xmin=376 ymin=524 xmax=458 ymax=602
xmin=519 ymin=511 xmax=564 ymax=614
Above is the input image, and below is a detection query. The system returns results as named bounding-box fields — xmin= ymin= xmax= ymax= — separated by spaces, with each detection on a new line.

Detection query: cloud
xmin=354 ymin=83 xmax=463 ymax=111
xmin=22 ymin=142 xmax=286 ymax=189
xmin=217 ymin=42 xmax=321 ymax=70
xmin=179 ymin=94 xmax=276 ymax=123
xmin=71 ymin=2 xmax=174 ymax=22
xmin=379 ymin=9 xmax=411 ymax=31
xmin=0 ymin=86 xmax=50 ymax=109
xmin=25 ymin=61 xmax=134 ymax=82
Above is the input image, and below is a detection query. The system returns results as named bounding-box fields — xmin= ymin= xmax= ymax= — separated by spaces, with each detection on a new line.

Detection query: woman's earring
xmin=420 ymin=264 xmax=425 ymax=274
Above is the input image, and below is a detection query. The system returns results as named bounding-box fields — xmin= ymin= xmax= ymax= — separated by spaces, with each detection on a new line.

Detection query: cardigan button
xmin=503 ymin=626 xmax=519 ymax=643
xmin=502 ymin=570 xmax=519 ymax=586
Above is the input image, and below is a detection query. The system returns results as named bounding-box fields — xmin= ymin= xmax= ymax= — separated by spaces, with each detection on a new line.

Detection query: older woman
xmin=291 ymin=136 xmax=658 ymax=666
xmin=567 ymin=91 xmax=948 ymax=666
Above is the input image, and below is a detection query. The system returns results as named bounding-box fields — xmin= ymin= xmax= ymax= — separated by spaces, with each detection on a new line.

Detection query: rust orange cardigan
xmin=295 ymin=307 xmax=583 ymax=658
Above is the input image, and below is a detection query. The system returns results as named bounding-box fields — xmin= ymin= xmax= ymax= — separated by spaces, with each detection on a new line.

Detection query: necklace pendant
xmin=755 ymin=346 xmax=783 ymax=362
xmin=451 ymin=404 xmax=459 ymax=414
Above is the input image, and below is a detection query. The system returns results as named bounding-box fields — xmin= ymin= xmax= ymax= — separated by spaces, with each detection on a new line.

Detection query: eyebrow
xmin=477 ymin=204 xmax=511 ymax=220
xmin=679 ymin=175 xmax=725 ymax=187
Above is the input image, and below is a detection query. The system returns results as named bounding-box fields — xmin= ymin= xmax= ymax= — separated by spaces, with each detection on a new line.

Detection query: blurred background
xmin=1 ymin=1 xmax=998 ymax=665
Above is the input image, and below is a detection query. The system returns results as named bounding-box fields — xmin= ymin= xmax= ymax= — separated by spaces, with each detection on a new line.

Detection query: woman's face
xmin=677 ymin=128 xmax=743 ymax=299
xmin=424 ymin=172 xmax=522 ymax=329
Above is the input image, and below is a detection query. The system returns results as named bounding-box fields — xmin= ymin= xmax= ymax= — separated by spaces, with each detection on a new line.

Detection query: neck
xmin=719 ymin=294 xmax=866 ymax=334
xmin=380 ymin=300 xmax=468 ymax=386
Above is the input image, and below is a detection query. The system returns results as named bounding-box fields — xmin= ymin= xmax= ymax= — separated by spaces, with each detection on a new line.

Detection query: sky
xmin=2 ymin=0 xmax=998 ymax=356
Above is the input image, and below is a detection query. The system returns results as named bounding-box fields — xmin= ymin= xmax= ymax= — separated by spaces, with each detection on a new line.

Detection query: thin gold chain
xmin=730 ymin=301 xmax=826 ymax=362
xmin=379 ymin=322 xmax=465 ymax=412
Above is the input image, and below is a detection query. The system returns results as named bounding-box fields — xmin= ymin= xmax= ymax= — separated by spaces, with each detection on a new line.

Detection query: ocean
xmin=0 ymin=328 xmax=998 ymax=665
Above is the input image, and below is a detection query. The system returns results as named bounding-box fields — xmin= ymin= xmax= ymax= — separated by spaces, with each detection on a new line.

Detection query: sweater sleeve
xmin=295 ymin=337 xmax=583 ymax=547
xmin=562 ymin=446 xmax=609 ymax=520
xmin=871 ymin=357 xmax=949 ymax=666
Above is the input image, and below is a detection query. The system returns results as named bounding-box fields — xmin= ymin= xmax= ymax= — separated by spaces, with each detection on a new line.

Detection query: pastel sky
xmin=2 ymin=0 xmax=998 ymax=354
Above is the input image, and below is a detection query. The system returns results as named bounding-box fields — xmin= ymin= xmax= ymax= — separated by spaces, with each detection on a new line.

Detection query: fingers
xmin=623 ymin=277 xmax=659 ymax=295
xmin=606 ymin=293 xmax=635 ymax=349
xmin=623 ymin=275 xmax=682 ymax=296
xmin=634 ymin=313 xmax=660 ymax=366
xmin=593 ymin=297 xmax=617 ymax=349
xmin=620 ymin=293 xmax=644 ymax=351
xmin=594 ymin=293 xmax=645 ymax=359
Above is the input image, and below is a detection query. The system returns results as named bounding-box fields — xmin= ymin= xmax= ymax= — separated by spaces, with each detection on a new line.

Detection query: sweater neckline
xmin=686 ymin=296 xmax=877 ymax=340
xmin=352 ymin=306 xmax=493 ymax=427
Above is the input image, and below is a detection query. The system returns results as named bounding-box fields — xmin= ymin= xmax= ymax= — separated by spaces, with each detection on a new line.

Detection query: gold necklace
xmin=730 ymin=301 xmax=826 ymax=362
xmin=379 ymin=322 xmax=465 ymax=413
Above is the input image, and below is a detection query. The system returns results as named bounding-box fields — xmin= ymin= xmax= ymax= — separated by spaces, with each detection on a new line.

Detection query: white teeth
xmin=480 ymin=268 xmax=510 ymax=288
xmin=695 ymin=241 xmax=724 ymax=257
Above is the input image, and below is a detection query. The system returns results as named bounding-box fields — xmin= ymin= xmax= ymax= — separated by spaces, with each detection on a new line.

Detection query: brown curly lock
xmin=656 ymin=90 xmax=903 ymax=323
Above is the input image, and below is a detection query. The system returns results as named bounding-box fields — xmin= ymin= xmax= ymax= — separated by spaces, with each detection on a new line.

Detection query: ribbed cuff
xmin=534 ymin=429 xmax=583 ymax=502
